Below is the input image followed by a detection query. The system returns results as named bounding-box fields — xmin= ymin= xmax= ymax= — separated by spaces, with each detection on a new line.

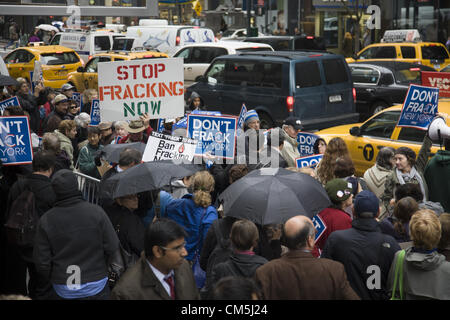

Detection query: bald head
xmin=283 ymin=216 xmax=315 ymax=250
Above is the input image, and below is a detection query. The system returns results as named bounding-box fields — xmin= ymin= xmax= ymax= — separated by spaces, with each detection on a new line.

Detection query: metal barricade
xmin=73 ymin=171 xmax=101 ymax=205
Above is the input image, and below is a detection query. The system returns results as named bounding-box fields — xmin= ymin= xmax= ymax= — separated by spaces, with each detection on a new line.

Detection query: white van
xmin=125 ymin=25 xmax=216 ymax=56
xmin=50 ymin=29 xmax=123 ymax=63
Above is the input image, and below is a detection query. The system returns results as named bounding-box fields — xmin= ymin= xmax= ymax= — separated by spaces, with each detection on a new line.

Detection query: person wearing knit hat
xmin=311 ymin=178 xmax=353 ymax=257
xmin=244 ymin=110 xmax=260 ymax=131
xmin=321 ymin=190 xmax=400 ymax=300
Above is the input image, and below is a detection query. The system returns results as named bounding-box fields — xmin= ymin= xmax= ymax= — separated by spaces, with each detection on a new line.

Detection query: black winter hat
xmin=51 ymin=169 xmax=82 ymax=201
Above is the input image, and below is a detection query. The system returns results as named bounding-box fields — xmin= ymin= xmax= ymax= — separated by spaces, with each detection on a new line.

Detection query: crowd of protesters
xmin=0 ymin=87 xmax=450 ymax=302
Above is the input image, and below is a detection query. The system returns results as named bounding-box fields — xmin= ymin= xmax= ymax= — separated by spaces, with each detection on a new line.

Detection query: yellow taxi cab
xmin=3 ymin=43 xmax=83 ymax=89
xmin=346 ymin=30 xmax=450 ymax=71
xmin=66 ymin=50 xmax=169 ymax=92
xmin=315 ymin=98 xmax=450 ymax=177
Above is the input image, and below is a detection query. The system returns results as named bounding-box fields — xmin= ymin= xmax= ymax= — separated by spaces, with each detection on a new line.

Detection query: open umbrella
xmin=218 ymin=167 xmax=331 ymax=225
xmin=101 ymin=159 xmax=203 ymax=199
xmin=100 ymin=142 xmax=147 ymax=163
xmin=37 ymin=24 xmax=59 ymax=33
xmin=0 ymin=75 xmax=20 ymax=87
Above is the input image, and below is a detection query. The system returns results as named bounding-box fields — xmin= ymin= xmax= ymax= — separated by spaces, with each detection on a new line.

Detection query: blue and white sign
xmin=157 ymin=118 xmax=165 ymax=132
xmin=90 ymin=99 xmax=101 ymax=126
xmin=0 ymin=96 xmax=20 ymax=114
xmin=0 ymin=116 xmax=33 ymax=165
xmin=297 ymin=132 xmax=320 ymax=157
xmin=72 ymin=92 xmax=82 ymax=109
xmin=191 ymin=110 xmax=221 ymax=116
xmin=187 ymin=114 xmax=237 ymax=159
xmin=295 ymin=154 xmax=324 ymax=169
xmin=397 ymin=84 xmax=439 ymax=130
xmin=312 ymin=215 xmax=327 ymax=242
xmin=236 ymin=103 xmax=247 ymax=136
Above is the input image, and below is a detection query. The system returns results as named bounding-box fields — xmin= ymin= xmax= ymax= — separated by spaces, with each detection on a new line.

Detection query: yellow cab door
xmin=346 ymin=109 xmax=401 ymax=176
xmin=4 ymin=49 xmax=35 ymax=81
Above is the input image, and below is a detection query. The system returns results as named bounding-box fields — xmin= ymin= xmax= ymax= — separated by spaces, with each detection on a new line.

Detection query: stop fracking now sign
xmin=98 ymin=58 xmax=185 ymax=122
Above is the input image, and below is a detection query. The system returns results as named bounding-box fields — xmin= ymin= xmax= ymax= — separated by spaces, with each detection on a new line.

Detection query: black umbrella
xmin=101 ymin=159 xmax=203 ymax=199
xmin=0 ymin=75 xmax=20 ymax=87
xmin=218 ymin=167 xmax=331 ymax=225
xmin=100 ymin=142 xmax=147 ymax=163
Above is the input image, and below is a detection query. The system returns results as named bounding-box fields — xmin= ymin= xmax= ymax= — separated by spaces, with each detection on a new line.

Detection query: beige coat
xmin=280 ymin=125 xmax=300 ymax=168
xmin=54 ymin=129 xmax=74 ymax=169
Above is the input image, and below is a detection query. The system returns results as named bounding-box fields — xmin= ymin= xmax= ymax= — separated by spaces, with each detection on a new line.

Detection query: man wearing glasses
xmin=111 ymin=219 xmax=200 ymax=300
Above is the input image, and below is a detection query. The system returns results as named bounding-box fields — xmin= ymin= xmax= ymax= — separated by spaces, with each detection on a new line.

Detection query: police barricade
xmin=72 ymin=171 xmax=101 ymax=205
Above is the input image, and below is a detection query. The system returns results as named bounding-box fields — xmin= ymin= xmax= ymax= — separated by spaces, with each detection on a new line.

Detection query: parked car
xmin=186 ymin=51 xmax=358 ymax=130
xmin=66 ymin=50 xmax=168 ymax=92
xmin=350 ymin=61 xmax=435 ymax=121
xmin=243 ymin=35 xmax=326 ymax=52
xmin=221 ymin=28 xmax=265 ymax=40
xmin=4 ymin=43 xmax=83 ymax=89
xmin=172 ymin=41 xmax=273 ymax=86
xmin=315 ymin=99 xmax=450 ymax=176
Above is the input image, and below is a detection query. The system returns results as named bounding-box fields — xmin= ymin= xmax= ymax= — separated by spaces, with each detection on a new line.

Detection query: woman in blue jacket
xmin=164 ymin=171 xmax=218 ymax=262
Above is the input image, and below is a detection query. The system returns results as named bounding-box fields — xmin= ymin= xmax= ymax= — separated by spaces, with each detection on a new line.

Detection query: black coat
xmin=18 ymin=93 xmax=39 ymax=133
xmin=103 ymin=203 xmax=145 ymax=258
xmin=33 ymin=170 xmax=119 ymax=284
xmin=211 ymin=252 xmax=267 ymax=285
xmin=322 ymin=218 xmax=401 ymax=300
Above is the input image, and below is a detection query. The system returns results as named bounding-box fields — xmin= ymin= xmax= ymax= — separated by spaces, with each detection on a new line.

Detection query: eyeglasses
xmin=159 ymin=241 xmax=186 ymax=253
xmin=69 ymin=106 xmax=79 ymax=109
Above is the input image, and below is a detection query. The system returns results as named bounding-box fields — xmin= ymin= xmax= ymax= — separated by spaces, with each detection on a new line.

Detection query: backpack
xmin=202 ymin=219 xmax=233 ymax=296
xmin=4 ymin=179 xmax=39 ymax=247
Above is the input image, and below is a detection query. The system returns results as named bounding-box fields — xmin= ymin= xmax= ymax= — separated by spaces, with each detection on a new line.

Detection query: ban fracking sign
xmin=0 ymin=116 xmax=33 ymax=165
xmin=98 ymin=58 xmax=185 ymax=122
xmin=187 ymin=114 xmax=237 ymax=159
xmin=142 ymin=131 xmax=196 ymax=162
xmin=397 ymin=84 xmax=439 ymax=130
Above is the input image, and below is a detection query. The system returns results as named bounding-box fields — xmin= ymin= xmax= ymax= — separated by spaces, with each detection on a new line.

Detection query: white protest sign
xmin=98 ymin=58 xmax=185 ymax=122
xmin=142 ymin=131 xmax=196 ymax=162
xmin=32 ymin=60 xmax=43 ymax=82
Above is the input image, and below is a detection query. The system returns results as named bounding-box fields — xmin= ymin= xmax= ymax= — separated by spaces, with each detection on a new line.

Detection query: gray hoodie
xmin=388 ymin=246 xmax=450 ymax=300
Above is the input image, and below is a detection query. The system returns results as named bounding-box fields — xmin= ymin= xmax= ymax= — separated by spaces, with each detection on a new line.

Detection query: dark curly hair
xmin=395 ymin=147 xmax=416 ymax=167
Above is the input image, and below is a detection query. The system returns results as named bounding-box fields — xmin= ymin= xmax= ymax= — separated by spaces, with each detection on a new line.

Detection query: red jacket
xmin=312 ymin=207 xmax=352 ymax=257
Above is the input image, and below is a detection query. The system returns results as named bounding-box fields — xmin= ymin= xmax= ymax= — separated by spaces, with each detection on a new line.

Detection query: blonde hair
xmin=191 ymin=171 xmax=215 ymax=208
xmin=83 ymin=88 xmax=98 ymax=103
xmin=410 ymin=209 xmax=441 ymax=250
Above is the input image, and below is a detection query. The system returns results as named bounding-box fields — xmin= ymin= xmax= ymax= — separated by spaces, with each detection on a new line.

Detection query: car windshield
xmin=421 ymin=46 xmax=449 ymax=60
xmin=40 ymin=52 xmax=79 ymax=65
xmin=113 ymin=38 xmax=134 ymax=51
xmin=222 ymin=29 xmax=236 ymax=37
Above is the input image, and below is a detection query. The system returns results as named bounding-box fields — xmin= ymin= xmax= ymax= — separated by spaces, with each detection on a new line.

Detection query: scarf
xmin=396 ymin=167 xmax=426 ymax=201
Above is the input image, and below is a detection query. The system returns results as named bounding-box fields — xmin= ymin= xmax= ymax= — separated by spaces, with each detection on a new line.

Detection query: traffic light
xmin=89 ymin=0 xmax=95 ymax=5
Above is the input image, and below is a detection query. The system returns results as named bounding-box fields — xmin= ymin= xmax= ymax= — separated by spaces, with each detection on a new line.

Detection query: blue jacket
xmin=165 ymin=193 xmax=218 ymax=261
xmin=142 ymin=190 xmax=172 ymax=228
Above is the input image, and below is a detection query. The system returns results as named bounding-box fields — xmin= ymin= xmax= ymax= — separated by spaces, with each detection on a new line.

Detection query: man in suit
xmin=111 ymin=218 xmax=199 ymax=300
xmin=254 ymin=215 xmax=360 ymax=300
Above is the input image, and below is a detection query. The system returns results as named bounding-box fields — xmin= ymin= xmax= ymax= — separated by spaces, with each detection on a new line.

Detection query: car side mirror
xmin=350 ymin=126 xmax=360 ymax=136
xmin=77 ymin=66 xmax=84 ymax=73
xmin=196 ymin=75 xmax=206 ymax=82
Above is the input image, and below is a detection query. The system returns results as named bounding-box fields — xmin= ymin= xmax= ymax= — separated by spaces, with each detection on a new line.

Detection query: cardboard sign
xmin=142 ymin=131 xmax=196 ymax=162
xmin=421 ymin=71 xmax=450 ymax=98
xmin=397 ymin=84 xmax=439 ymax=130
xmin=236 ymin=103 xmax=247 ymax=136
xmin=295 ymin=154 xmax=324 ymax=169
xmin=32 ymin=60 xmax=43 ymax=82
xmin=72 ymin=92 xmax=82 ymax=109
xmin=0 ymin=96 xmax=20 ymax=114
xmin=98 ymin=58 xmax=185 ymax=121
xmin=0 ymin=116 xmax=33 ymax=165
xmin=90 ymin=99 xmax=101 ymax=126
xmin=187 ymin=114 xmax=237 ymax=159
xmin=297 ymin=132 xmax=320 ymax=157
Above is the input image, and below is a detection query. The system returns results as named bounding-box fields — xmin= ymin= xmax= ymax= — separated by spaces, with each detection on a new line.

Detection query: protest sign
xmin=98 ymin=58 xmax=185 ymax=122
xmin=89 ymin=99 xmax=101 ymax=126
xmin=187 ymin=114 xmax=237 ymax=159
xmin=236 ymin=103 xmax=247 ymax=136
xmin=0 ymin=96 xmax=20 ymax=114
xmin=0 ymin=116 xmax=33 ymax=165
xmin=296 ymin=154 xmax=323 ymax=169
xmin=297 ymin=132 xmax=320 ymax=157
xmin=421 ymin=71 xmax=450 ymax=98
xmin=32 ymin=60 xmax=43 ymax=82
xmin=72 ymin=92 xmax=82 ymax=109
xmin=397 ymin=84 xmax=439 ymax=130
xmin=157 ymin=119 xmax=165 ymax=132
xmin=142 ymin=131 xmax=196 ymax=162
